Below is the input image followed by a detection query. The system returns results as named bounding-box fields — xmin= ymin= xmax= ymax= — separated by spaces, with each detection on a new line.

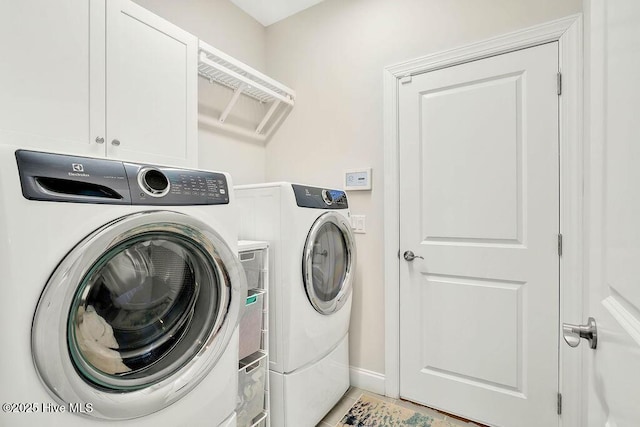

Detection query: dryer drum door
xmin=302 ymin=211 xmax=357 ymax=315
xmin=32 ymin=211 xmax=246 ymax=420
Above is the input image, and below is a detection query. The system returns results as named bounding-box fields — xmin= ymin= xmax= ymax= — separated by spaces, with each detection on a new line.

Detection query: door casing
xmin=383 ymin=14 xmax=584 ymax=427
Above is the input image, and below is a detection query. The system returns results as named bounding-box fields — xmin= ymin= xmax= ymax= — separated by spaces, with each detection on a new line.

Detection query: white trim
xmin=385 ymin=15 xmax=580 ymax=77
xmin=557 ymin=17 xmax=584 ymax=427
xmin=382 ymin=14 xmax=584 ymax=426
xmin=349 ymin=366 xmax=386 ymax=396
xmin=382 ymin=65 xmax=401 ymax=399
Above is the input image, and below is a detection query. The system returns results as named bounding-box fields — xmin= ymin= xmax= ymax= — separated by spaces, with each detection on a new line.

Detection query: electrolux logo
xmin=69 ymin=163 xmax=90 ymax=177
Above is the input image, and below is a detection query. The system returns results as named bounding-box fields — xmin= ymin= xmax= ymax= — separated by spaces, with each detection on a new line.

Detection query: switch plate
xmin=351 ymin=215 xmax=366 ymax=234
xmin=344 ymin=168 xmax=372 ymax=191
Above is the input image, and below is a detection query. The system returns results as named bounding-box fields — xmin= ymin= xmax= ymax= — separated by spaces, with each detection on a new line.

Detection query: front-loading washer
xmin=0 ymin=148 xmax=246 ymax=426
xmin=235 ymin=182 xmax=357 ymax=427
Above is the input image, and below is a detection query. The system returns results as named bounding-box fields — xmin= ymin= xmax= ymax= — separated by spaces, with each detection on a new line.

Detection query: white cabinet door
xmin=0 ymin=0 xmax=104 ymax=156
xmin=399 ymin=43 xmax=560 ymax=427
xmin=106 ymin=0 xmax=198 ymax=167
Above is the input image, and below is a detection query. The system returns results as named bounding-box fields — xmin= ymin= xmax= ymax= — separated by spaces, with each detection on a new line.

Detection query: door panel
xmin=0 ymin=0 xmax=103 ymax=156
xmin=419 ymin=275 xmax=522 ymax=389
xmin=399 ymin=43 xmax=559 ymax=427
xmin=587 ymin=1 xmax=640 ymax=425
xmin=421 ymin=74 xmax=521 ymax=242
xmin=106 ymin=0 xmax=197 ymax=166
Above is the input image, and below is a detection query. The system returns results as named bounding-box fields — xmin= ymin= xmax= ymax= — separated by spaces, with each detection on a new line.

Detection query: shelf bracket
xmin=256 ymin=100 xmax=281 ymax=134
xmin=220 ymin=83 xmax=247 ymax=123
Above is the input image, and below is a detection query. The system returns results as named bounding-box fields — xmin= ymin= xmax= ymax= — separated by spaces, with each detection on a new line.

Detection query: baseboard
xmin=349 ymin=366 xmax=385 ymax=396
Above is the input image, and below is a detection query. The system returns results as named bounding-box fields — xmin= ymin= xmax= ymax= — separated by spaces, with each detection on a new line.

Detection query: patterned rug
xmin=338 ymin=394 xmax=435 ymax=427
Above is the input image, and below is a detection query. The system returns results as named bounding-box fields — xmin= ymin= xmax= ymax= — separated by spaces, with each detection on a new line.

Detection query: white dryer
xmin=235 ymin=182 xmax=356 ymax=427
xmin=0 ymin=148 xmax=246 ymax=427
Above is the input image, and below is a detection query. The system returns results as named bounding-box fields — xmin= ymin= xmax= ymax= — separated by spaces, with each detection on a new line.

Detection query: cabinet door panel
xmin=106 ymin=0 xmax=197 ymax=167
xmin=0 ymin=0 xmax=104 ymax=155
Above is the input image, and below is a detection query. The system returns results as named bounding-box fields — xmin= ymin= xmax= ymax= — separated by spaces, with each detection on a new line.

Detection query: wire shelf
xmin=197 ymin=41 xmax=295 ymax=141
xmin=198 ymin=50 xmax=293 ymax=104
xmin=198 ymin=41 xmax=296 ymax=141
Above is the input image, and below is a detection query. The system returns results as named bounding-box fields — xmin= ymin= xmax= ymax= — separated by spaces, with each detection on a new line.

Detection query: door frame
xmin=383 ymin=14 xmax=584 ymax=426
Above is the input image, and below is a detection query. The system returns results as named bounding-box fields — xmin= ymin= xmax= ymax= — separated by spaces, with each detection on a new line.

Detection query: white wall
xmin=265 ymin=0 xmax=582 ymax=377
xmin=134 ymin=0 xmax=268 ymax=184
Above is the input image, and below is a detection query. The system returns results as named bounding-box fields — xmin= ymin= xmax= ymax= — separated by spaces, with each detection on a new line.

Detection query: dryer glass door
xmin=32 ymin=211 xmax=245 ymax=420
xmin=303 ymin=212 xmax=356 ymax=314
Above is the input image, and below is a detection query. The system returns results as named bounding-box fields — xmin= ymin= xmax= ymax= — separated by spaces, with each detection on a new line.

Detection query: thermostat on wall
xmin=344 ymin=168 xmax=372 ymax=191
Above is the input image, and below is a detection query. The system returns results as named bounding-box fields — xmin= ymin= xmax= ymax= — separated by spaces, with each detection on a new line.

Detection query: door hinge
xmin=557 ymin=392 xmax=562 ymax=415
xmin=400 ymin=75 xmax=412 ymax=84
xmin=557 ymin=72 xmax=562 ymax=96
xmin=558 ymin=233 xmax=563 ymax=256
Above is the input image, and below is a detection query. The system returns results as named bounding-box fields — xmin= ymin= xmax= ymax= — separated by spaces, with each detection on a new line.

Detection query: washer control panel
xmin=292 ymin=184 xmax=348 ymax=209
xmin=16 ymin=150 xmax=229 ymax=205
xmin=126 ymin=163 xmax=229 ymax=205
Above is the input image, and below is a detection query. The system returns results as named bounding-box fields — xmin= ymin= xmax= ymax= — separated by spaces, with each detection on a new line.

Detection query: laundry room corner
xmin=262 ymin=0 xmax=583 ymax=394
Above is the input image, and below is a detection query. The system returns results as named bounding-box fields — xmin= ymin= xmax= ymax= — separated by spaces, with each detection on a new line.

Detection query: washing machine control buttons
xmin=291 ymin=184 xmax=348 ymax=209
xmin=138 ymin=167 xmax=171 ymax=198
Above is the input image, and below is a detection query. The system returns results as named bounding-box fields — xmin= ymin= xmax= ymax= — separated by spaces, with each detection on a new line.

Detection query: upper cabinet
xmin=105 ymin=0 xmax=197 ymax=166
xmin=0 ymin=0 xmax=198 ymax=167
xmin=0 ymin=0 xmax=98 ymax=155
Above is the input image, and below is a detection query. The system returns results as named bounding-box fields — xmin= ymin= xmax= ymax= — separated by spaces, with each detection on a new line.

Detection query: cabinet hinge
xmin=557 ymin=392 xmax=562 ymax=415
xmin=558 ymin=233 xmax=563 ymax=256
xmin=557 ymin=72 xmax=562 ymax=96
xmin=400 ymin=75 xmax=412 ymax=85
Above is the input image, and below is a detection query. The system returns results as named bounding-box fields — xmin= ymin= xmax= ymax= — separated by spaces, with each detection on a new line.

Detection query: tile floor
xmin=316 ymin=387 xmax=484 ymax=427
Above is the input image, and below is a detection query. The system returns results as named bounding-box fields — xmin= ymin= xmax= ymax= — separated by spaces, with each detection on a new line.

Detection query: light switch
xmin=351 ymin=215 xmax=366 ymax=234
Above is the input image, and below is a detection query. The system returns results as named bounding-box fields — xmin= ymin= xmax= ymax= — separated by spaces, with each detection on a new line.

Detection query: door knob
xmin=563 ymin=317 xmax=597 ymax=349
xmin=111 ymin=139 xmax=121 ymax=146
xmin=403 ymin=251 xmax=424 ymax=261
xmin=95 ymin=136 xmax=104 ymax=144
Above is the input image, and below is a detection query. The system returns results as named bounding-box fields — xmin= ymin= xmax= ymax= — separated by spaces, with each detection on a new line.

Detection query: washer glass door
xmin=32 ymin=211 xmax=245 ymax=420
xmin=70 ymin=232 xmax=216 ymax=387
xmin=302 ymin=211 xmax=356 ymax=314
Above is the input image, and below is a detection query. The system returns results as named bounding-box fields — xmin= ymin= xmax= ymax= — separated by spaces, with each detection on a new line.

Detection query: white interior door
xmin=585 ymin=1 xmax=640 ymax=426
xmin=399 ymin=43 xmax=560 ymax=427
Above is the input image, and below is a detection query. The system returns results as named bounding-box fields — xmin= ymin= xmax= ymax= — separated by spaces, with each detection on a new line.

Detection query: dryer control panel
xmin=291 ymin=184 xmax=348 ymax=209
xmin=16 ymin=150 xmax=229 ymax=205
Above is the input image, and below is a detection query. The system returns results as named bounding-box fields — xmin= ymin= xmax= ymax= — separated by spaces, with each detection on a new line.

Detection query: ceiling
xmin=229 ymin=0 xmax=326 ymax=26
